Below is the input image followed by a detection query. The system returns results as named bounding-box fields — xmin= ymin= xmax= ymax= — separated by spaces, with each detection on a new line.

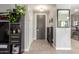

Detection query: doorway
xmin=35 ymin=13 xmax=47 ymax=40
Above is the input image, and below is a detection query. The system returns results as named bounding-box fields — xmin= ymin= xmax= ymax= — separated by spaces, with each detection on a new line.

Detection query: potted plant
xmin=7 ymin=5 xmax=26 ymax=23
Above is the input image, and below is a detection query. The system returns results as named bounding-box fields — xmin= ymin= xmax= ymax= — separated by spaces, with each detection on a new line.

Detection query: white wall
xmin=52 ymin=7 xmax=57 ymax=47
xmin=48 ymin=9 xmax=54 ymax=27
xmin=28 ymin=5 xmax=33 ymax=49
xmin=24 ymin=5 xmax=34 ymax=51
xmin=24 ymin=5 xmax=29 ymax=51
xmin=55 ymin=4 xmax=71 ymax=50
xmin=56 ymin=28 xmax=71 ymax=50
xmin=0 ymin=4 xmax=15 ymax=12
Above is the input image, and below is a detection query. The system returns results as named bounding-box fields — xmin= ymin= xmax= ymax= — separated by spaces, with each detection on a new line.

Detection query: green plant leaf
xmin=7 ymin=4 xmax=26 ymax=23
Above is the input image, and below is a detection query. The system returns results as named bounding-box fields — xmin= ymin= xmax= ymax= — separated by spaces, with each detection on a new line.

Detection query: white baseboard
xmin=24 ymin=45 xmax=31 ymax=52
xmin=24 ymin=39 xmax=34 ymax=52
xmin=56 ymin=47 xmax=71 ymax=50
xmin=24 ymin=44 xmax=31 ymax=52
xmin=25 ymin=48 xmax=29 ymax=52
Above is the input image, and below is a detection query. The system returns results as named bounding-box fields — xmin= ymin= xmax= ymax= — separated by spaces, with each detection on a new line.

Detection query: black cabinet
xmin=47 ymin=27 xmax=53 ymax=45
xmin=10 ymin=23 xmax=21 ymax=54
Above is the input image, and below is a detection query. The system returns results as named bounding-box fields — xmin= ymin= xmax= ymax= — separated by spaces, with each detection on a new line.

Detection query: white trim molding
xmin=56 ymin=47 xmax=71 ymax=50
xmin=24 ymin=40 xmax=33 ymax=52
xmin=25 ymin=48 xmax=29 ymax=52
xmin=24 ymin=45 xmax=30 ymax=52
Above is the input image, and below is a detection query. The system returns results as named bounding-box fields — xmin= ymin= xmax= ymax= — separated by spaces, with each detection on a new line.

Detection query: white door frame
xmin=34 ymin=13 xmax=47 ymax=40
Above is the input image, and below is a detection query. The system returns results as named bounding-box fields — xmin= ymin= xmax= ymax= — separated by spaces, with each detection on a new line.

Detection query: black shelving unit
xmin=0 ymin=22 xmax=23 ymax=54
xmin=10 ymin=23 xmax=21 ymax=54
xmin=0 ymin=13 xmax=25 ymax=54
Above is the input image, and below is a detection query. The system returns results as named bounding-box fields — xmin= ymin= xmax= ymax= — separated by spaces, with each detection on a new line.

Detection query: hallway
xmin=26 ymin=40 xmax=55 ymax=54
xmin=28 ymin=40 xmax=71 ymax=54
xmin=29 ymin=40 xmax=54 ymax=51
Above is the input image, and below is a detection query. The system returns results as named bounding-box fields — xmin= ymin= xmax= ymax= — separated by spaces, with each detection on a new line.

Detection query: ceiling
xmin=70 ymin=4 xmax=79 ymax=15
xmin=30 ymin=4 xmax=56 ymax=12
xmin=28 ymin=4 xmax=79 ymax=15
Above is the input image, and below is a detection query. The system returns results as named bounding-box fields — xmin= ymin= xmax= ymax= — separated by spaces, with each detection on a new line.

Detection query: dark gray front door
xmin=36 ymin=15 xmax=46 ymax=40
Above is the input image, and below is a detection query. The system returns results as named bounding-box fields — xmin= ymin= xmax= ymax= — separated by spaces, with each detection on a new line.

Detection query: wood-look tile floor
xmin=24 ymin=39 xmax=79 ymax=54
xmin=29 ymin=40 xmax=54 ymax=51
xmin=71 ymin=39 xmax=79 ymax=53
xmin=25 ymin=40 xmax=55 ymax=54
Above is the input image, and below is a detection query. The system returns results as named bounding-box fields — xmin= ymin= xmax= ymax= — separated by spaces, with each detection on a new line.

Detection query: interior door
xmin=36 ymin=14 xmax=46 ymax=40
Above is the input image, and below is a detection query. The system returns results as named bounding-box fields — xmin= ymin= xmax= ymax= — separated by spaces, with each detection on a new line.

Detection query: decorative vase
xmin=13 ymin=30 xmax=16 ymax=34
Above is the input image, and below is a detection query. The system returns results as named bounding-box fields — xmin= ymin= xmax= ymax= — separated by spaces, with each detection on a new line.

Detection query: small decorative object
xmin=49 ymin=18 xmax=53 ymax=23
xmin=12 ymin=44 xmax=19 ymax=54
xmin=13 ymin=30 xmax=16 ymax=34
xmin=51 ymin=18 xmax=53 ymax=22
xmin=7 ymin=4 xmax=26 ymax=23
xmin=17 ymin=29 xmax=20 ymax=33
xmin=61 ymin=21 xmax=66 ymax=27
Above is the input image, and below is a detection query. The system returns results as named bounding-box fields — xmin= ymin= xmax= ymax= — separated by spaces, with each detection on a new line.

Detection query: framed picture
xmin=49 ymin=18 xmax=53 ymax=23
xmin=57 ymin=9 xmax=70 ymax=28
